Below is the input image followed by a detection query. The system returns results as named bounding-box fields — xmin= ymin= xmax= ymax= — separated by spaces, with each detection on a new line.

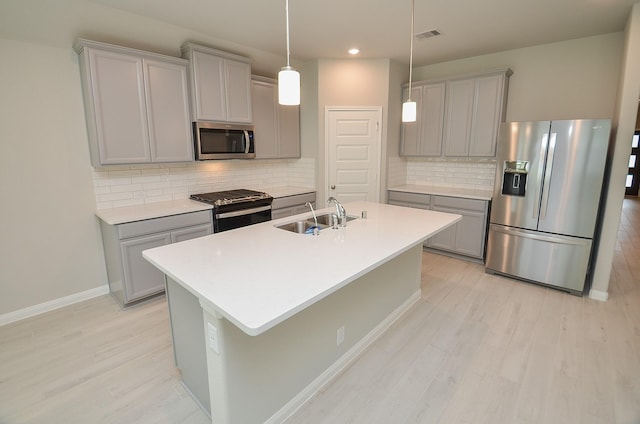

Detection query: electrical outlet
xmin=337 ymin=326 xmax=345 ymax=346
xmin=207 ymin=322 xmax=219 ymax=354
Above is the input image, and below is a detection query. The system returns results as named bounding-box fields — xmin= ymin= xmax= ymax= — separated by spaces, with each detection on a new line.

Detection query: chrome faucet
xmin=305 ymin=202 xmax=320 ymax=235
xmin=327 ymin=197 xmax=347 ymax=227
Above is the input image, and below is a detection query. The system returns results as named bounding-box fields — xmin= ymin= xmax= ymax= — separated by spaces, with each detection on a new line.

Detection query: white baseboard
xmin=0 ymin=285 xmax=110 ymax=326
xmin=265 ymin=290 xmax=422 ymax=424
xmin=588 ymin=289 xmax=609 ymax=302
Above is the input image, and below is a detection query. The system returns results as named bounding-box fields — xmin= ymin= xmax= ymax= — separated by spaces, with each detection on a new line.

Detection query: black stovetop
xmin=190 ymin=189 xmax=272 ymax=208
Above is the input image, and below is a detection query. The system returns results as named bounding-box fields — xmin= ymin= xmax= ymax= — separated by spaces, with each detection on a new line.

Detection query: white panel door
xmin=326 ymin=108 xmax=381 ymax=204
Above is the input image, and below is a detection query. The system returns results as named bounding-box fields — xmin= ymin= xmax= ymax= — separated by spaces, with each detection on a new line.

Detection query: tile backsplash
xmin=405 ymin=158 xmax=497 ymax=191
xmin=93 ymin=158 xmax=315 ymax=209
xmin=94 ymin=156 xmax=497 ymax=210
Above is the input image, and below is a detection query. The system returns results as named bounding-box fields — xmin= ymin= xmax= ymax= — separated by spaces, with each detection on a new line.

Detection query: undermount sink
xmin=275 ymin=213 xmax=357 ymax=234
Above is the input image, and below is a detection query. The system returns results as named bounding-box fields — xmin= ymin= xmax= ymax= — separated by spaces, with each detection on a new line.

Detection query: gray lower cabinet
xmin=120 ymin=232 xmax=172 ymax=303
xmin=271 ymin=192 xmax=316 ymax=220
xmin=387 ymin=190 xmax=431 ymax=210
xmin=387 ymin=191 xmax=432 ymax=248
xmin=429 ymin=196 xmax=488 ymax=259
xmin=100 ymin=211 xmax=212 ymax=306
xmin=388 ymin=190 xmax=489 ymax=260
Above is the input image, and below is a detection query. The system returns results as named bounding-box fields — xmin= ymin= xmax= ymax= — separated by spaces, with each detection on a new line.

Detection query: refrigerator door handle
xmin=533 ymin=133 xmax=550 ymax=220
xmin=540 ymin=132 xmax=557 ymax=219
xmin=491 ymin=224 xmax=588 ymax=246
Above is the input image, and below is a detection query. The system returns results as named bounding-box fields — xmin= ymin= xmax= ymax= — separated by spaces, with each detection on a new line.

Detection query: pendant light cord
xmin=408 ymin=0 xmax=414 ymax=97
xmin=285 ymin=0 xmax=291 ymax=68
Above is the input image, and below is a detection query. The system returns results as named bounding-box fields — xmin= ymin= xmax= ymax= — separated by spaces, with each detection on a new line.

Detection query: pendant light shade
xmin=278 ymin=0 xmax=300 ymax=105
xmin=279 ymin=66 xmax=300 ymax=105
xmin=402 ymin=100 xmax=417 ymax=122
xmin=402 ymin=0 xmax=416 ymax=122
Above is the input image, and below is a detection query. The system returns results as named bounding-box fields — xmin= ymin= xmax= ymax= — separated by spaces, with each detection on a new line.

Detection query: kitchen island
xmin=143 ymin=201 xmax=460 ymax=423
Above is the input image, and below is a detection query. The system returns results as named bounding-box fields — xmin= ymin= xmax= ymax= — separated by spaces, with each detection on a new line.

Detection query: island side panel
xmin=202 ymin=243 xmax=423 ymax=424
xmin=165 ymin=278 xmax=211 ymax=416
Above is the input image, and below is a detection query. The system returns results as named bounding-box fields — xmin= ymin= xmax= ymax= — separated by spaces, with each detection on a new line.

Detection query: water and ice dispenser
xmin=501 ymin=160 xmax=529 ymax=196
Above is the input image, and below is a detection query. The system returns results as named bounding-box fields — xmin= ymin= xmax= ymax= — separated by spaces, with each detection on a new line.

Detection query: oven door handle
xmin=215 ymin=205 xmax=271 ymax=220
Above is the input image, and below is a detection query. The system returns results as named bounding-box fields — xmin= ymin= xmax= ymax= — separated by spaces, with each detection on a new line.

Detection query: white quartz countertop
xmin=388 ymin=184 xmax=493 ymax=201
xmin=95 ymin=186 xmax=316 ymax=225
xmin=95 ymin=199 xmax=213 ymax=225
xmin=142 ymin=201 xmax=460 ymax=336
xmin=260 ymin=186 xmax=315 ymax=198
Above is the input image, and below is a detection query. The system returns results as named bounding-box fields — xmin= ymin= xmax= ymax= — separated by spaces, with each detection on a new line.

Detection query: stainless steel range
xmin=190 ymin=189 xmax=273 ymax=233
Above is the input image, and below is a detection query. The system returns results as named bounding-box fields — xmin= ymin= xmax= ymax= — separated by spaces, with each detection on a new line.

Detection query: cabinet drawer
xmin=388 ymin=191 xmax=431 ymax=207
xmin=271 ymin=192 xmax=316 ymax=210
xmin=432 ymin=196 xmax=486 ymax=212
xmin=118 ymin=210 xmax=212 ymax=239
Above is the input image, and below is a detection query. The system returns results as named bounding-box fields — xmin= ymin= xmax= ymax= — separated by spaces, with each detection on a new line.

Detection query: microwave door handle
xmin=244 ymin=130 xmax=250 ymax=154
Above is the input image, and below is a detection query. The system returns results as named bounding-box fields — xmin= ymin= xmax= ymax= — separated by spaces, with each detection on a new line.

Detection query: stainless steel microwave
xmin=193 ymin=122 xmax=255 ymax=160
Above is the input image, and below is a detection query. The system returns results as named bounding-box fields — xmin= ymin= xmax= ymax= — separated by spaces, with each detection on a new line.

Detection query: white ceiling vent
xmin=415 ymin=29 xmax=442 ymax=40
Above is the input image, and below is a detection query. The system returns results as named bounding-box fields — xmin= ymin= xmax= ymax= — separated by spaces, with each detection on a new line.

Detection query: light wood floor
xmin=2 ymin=198 xmax=639 ymax=423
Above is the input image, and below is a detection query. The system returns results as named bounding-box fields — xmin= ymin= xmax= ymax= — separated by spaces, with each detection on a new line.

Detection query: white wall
xmin=0 ymin=39 xmax=107 ymax=314
xmin=314 ymin=58 xmax=396 ymax=203
xmin=386 ymin=60 xmax=408 ymax=192
xmin=413 ymin=32 xmax=624 ymax=122
xmin=591 ymin=4 xmax=640 ymax=299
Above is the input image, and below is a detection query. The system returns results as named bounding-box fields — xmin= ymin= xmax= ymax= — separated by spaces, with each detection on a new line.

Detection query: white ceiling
xmin=85 ymin=0 xmax=637 ymax=67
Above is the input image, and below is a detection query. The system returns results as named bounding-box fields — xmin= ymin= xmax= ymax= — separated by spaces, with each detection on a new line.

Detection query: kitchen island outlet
xmin=143 ymin=201 xmax=460 ymax=423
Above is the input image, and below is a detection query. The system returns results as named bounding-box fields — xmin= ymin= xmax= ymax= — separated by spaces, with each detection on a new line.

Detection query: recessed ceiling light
xmin=348 ymin=48 xmax=360 ymax=55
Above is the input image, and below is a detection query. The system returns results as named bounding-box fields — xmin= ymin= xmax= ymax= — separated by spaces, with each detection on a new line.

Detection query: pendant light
xmin=278 ymin=0 xmax=300 ymax=105
xmin=402 ymin=0 xmax=417 ymax=122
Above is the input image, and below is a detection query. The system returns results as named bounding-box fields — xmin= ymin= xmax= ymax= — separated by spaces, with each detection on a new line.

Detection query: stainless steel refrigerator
xmin=485 ymin=119 xmax=611 ymax=295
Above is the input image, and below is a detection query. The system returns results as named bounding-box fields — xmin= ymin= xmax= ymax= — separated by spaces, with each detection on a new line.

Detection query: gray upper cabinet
xmin=444 ymin=71 xmax=510 ymax=157
xmin=75 ymin=39 xmax=192 ymax=165
xmin=144 ymin=58 xmax=194 ymax=162
xmin=429 ymin=196 xmax=489 ymax=260
xmin=401 ymin=69 xmax=511 ymax=158
xmin=443 ymin=78 xmax=475 ymax=157
xmin=400 ymin=82 xmax=445 ymax=157
xmin=182 ymin=43 xmax=252 ymax=124
xmin=252 ymin=77 xmax=300 ymax=159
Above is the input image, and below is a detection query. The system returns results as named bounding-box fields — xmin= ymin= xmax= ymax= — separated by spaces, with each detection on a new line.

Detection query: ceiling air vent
xmin=415 ymin=29 xmax=442 ymax=40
